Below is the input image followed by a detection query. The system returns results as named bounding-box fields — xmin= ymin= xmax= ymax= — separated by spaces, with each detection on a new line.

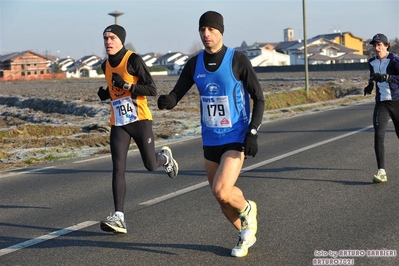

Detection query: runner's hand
xmin=244 ymin=133 xmax=258 ymax=157
xmin=97 ymin=86 xmax=110 ymax=101
xmin=112 ymin=73 xmax=130 ymax=90
xmin=373 ymin=73 xmax=389 ymax=83
xmin=364 ymin=82 xmax=373 ymax=96
xmin=158 ymin=94 xmax=177 ymax=110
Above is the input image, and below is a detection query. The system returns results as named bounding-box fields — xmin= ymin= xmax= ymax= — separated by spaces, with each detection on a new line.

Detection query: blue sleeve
xmin=388 ymin=55 xmax=399 ymax=85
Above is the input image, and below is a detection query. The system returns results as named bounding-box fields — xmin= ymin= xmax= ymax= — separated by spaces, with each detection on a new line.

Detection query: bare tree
xmin=390 ymin=38 xmax=399 ymax=55
xmin=125 ymin=42 xmax=136 ymax=53
xmin=188 ymin=41 xmax=203 ymax=55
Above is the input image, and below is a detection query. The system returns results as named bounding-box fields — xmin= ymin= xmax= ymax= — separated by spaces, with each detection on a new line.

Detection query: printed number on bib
xmin=201 ymin=96 xmax=231 ymax=128
xmin=112 ymin=96 xmax=138 ymax=126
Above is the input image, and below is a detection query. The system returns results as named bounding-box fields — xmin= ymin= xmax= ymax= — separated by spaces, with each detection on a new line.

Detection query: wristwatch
xmin=123 ymin=83 xmax=131 ymax=90
xmin=250 ymin=128 xmax=257 ymax=135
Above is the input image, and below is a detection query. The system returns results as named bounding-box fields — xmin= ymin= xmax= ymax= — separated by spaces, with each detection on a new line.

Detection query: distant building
xmin=0 ymin=50 xmax=65 ymax=81
xmin=284 ymin=28 xmax=295 ymax=42
xmin=1 ymin=27 xmax=373 ymax=81
xmin=312 ymin=31 xmax=364 ymax=55
xmin=66 ymin=55 xmax=103 ymax=78
xmin=153 ymin=52 xmax=189 ymax=75
xmin=57 ymin=57 xmax=75 ymax=72
xmin=140 ymin=53 xmax=158 ymax=67
xmin=284 ymin=38 xmax=368 ymax=65
xmin=278 ymin=29 xmax=365 ymax=56
xmin=235 ymin=42 xmax=290 ymax=66
xmin=273 ymin=29 xmax=368 ymax=65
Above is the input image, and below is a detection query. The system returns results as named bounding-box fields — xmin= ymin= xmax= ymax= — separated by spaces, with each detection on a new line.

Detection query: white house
xmin=246 ymin=47 xmax=290 ymax=67
xmin=140 ymin=53 xmax=158 ymax=67
xmin=57 ymin=57 xmax=75 ymax=71
xmin=235 ymin=42 xmax=290 ymax=66
xmin=66 ymin=55 xmax=103 ymax=78
xmin=154 ymin=52 xmax=189 ymax=75
xmin=284 ymin=38 xmax=368 ymax=65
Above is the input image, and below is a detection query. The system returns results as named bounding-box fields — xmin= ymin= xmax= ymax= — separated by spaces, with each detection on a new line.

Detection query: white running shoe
xmin=231 ymin=234 xmax=257 ymax=257
xmin=161 ymin=146 xmax=178 ymax=178
xmin=100 ymin=213 xmax=127 ymax=234
xmin=373 ymin=169 xmax=387 ymax=183
xmin=239 ymin=200 xmax=258 ymax=241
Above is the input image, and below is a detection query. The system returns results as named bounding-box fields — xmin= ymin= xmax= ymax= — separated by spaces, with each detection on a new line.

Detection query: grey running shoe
xmin=100 ymin=213 xmax=127 ymax=234
xmin=239 ymin=200 xmax=258 ymax=241
xmin=161 ymin=146 xmax=178 ymax=178
xmin=373 ymin=169 xmax=387 ymax=183
xmin=231 ymin=233 xmax=257 ymax=257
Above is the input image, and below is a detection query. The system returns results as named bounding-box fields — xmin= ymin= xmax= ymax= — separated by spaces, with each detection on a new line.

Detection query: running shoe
xmin=100 ymin=213 xmax=127 ymax=234
xmin=239 ymin=200 xmax=258 ymax=241
xmin=373 ymin=169 xmax=387 ymax=183
xmin=231 ymin=233 xmax=257 ymax=257
xmin=161 ymin=146 xmax=178 ymax=178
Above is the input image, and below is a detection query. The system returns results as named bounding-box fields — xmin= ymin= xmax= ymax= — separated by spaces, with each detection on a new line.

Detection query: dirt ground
xmin=0 ymin=71 xmax=371 ymax=172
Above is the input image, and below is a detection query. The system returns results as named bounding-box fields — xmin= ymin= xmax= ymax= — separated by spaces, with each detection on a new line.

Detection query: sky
xmin=1 ymin=0 xmax=398 ymax=60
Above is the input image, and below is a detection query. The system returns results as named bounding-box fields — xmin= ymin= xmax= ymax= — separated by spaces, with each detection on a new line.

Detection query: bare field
xmin=0 ymin=71 xmax=371 ymax=171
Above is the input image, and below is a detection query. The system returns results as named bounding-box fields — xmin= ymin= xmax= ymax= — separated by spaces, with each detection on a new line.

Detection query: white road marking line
xmin=140 ymin=181 xmax=209 ymax=206
xmin=0 ymin=221 xmax=98 ymax=257
xmin=244 ymin=125 xmax=373 ymax=172
xmin=73 ymin=155 xmax=110 ymax=163
xmin=0 ymin=125 xmax=373 ymax=255
xmin=72 ymin=138 xmax=200 ymax=165
xmin=0 ymin=166 xmax=56 ymax=179
xmin=140 ymin=125 xmax=373 ymax=206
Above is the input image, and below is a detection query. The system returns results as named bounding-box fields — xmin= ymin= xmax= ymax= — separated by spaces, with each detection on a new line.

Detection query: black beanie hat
xmin=103 ymin=24 xmax=126 ymax=44
xmin=199 ymin=11 xmax=224 ymax=34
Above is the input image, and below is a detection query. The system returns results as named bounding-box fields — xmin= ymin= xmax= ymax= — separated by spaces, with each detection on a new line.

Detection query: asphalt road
xmin=1 ymin=102 xmax=398 ymax=266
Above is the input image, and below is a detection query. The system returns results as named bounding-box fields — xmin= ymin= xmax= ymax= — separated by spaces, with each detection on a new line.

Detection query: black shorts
xmin=203 ymin=143 xmax=244 ymax=164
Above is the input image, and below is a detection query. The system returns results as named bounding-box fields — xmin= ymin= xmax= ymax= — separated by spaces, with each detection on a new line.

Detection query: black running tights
xmin=373 ymin=100 xmax=399 ymax=169
xmin=109 ymin=120 xmax=166 ymax=212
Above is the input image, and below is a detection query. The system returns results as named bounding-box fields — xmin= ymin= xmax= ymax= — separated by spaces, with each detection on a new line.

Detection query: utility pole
xmin=302 ymin=0 xmax=309 ymax=97
xmin=108 ymin=10 xmax=124 ymax=25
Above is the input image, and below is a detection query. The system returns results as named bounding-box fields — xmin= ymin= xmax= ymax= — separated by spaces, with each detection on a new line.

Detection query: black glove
xmin=373 ymin=73 xmax=389 ymax=83
xmin=112 ymin=72 xmax=130 ymax=90
xmin=244 ymin=133 xmax=258 ymax=157
xmin=364 ymin=82 xmax=373 ymax=96
xmin=158 ymin=94 xmax=177 ymax=110
xmin=97 ymin=86 xmax=110 ymax=101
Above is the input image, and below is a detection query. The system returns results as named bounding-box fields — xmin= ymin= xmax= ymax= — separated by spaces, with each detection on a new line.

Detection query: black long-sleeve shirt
xmin=101 ymin=47 xmax=157 ymax=96
xmin=169 ymin=45 xmax=265 ymax=130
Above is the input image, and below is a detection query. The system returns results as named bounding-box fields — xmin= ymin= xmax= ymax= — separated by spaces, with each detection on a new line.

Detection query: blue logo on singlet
xmin=126 ymin=114 xmax=137 ymax=120
xmin=112 ymin=100 xmax=122 ymax=106
xmin=207 ymin=83 xmax=219 ymax=95
xmin=202 ymin=98 xmax=215 ymax=103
